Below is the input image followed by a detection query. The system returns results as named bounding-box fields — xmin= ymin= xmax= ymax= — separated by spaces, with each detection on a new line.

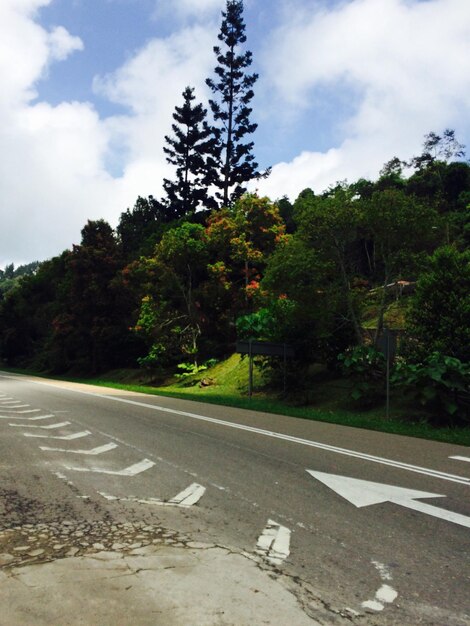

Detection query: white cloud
xmin=257 ymin=0 xmax=470 ymax=199
xmin=47 ymin=25 xmax=84 ymax=61
xmin=0 ymin=3 xmax=216 ymax=266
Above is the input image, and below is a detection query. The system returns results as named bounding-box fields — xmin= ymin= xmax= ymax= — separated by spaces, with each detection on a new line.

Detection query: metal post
xmin=283 ymin=343 xmax=287 ymax=396
xmin=385 ymin=330 xmax=390 ymax=420
xmin=248 ymin=339 xmax=253 ymax=400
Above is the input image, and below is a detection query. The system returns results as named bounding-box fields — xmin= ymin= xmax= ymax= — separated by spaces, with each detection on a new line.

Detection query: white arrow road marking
xmin=450 ymin=456 xmax=470 ymax=463
xmin=64 ymin=458 xmax=155 ymax=476
xmin=255 ymin=520 xmax=291 ymax=566
xmin=307 ymin=470 xmax=470 ymax=529
xmin=39 ymin=442 xmax=118 ymax=455
xmin=0 ymin=413 xmax=53 ymax=420
xmin=9 ymin=421 xmax=71 ymax=429
xmin=24 ymin=430 xmax=91 ymax=440
xmin=98 ymin=482 xmax=206 ymax=507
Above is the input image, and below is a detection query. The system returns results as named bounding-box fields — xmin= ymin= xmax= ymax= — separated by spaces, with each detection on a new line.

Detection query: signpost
xmin=377 ymin=329 xmax=397 ymax=419
xmin=236 ymin=340 xmax=295 ymax=398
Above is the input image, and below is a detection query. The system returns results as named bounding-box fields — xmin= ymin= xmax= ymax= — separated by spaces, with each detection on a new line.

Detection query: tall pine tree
xmin=163 ymin=86 xmax=218 ymax=218
xmin=206 ymin=0 xmax=268 ymax=207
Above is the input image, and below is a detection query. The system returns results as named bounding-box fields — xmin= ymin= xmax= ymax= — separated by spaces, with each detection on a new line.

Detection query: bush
xmin=407 ymin=246 xmax=470 ymax=362
xmin=338 ymin=345 xmax=386 ymax=405
xmin=391 ymin=352 xmax=470 ymax=426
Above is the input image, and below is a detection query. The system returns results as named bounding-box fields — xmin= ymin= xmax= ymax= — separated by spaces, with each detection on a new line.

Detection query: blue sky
xmin=1 ymin=0 xmax=469 ymax=265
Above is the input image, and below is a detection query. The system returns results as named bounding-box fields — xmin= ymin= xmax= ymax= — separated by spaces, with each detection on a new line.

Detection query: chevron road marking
xmin=17 ymin=379 xmax=469 ymax=488
xmin=0 ymin=409 xmax=42 ymax=414
xmin=40 ymin=442 xmax=118 ymax=455
xmin=256 ymin=520 xmax=291 ymax=566
xmin=64 ymin=458 xmax=155 ymax=476
xmin=24 ymin=430 xmax=92 ymax=440
xmin=10 ymin=421 xmax=71 ymax=429
xmin=0 ymin=413 xmax=53 ymax=420
xmin=98 ymin=482 xmax=206 ymax=507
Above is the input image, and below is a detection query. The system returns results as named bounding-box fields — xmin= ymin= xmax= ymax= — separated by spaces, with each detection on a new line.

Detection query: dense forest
xmin=1 ymin=1 xmax=469 ymax=426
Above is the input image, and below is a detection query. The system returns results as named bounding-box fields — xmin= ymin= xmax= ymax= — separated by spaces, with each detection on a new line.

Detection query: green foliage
xmin=391 ymin=353 xmax=470 ymax=425
xmin=407 ymin=246 xmax=470 ymax=362
xmin=338 ymin=346 xmax=386 ymax=404
xmin=174 ymin=359 xmax=217 ymax=379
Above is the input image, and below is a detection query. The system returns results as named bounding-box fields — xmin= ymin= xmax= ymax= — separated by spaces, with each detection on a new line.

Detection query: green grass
xmin=4 ymin=355 xmax=469 ymax=446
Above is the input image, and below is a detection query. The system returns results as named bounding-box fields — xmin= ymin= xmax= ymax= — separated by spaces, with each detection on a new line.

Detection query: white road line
xmin=39 ymin=442 xmax=118 ymax=455
xmin=26 ymin=414 xmax=56 ymax=421
xmin=98 ymin=482 xmax=206 ymax=507
xmin=450 ymin=456 xmax=470 ymax=463
xmin=64 ymin=458 xmax=155 ymax=476
xmin=0 ymin=409 xmax=41 ymax=414
xmin=256 ymin=519 xmax=291 ymax=566
xmin=24 ymin=430 xmax=91 ymax=440
xmin=0 ymin=413 xmax=53 ymax=420
xmin=0 ymin=403 xmax=29 ymax=408
xmin=9 ymin=421 xmax=71 ymax=429
xmin=7 ymin=375 xmax=470 ymax=487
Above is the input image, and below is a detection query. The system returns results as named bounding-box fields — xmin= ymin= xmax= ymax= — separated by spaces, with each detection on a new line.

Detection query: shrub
xmin=391 ymin=352 xmax=470 ymax=426
xmin=338 ymin=345 xmax=386 ymax=405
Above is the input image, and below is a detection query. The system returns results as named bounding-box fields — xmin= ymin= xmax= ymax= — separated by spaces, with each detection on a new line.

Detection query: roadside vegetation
xmin=0 ymin=2 xmax=468 ymax=441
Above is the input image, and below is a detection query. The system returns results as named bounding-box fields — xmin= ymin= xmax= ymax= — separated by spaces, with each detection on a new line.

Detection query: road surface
xmin=0 ymin=371 xmax=469 ymax=625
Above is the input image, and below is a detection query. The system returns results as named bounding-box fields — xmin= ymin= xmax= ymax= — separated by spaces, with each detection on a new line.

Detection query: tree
xmin=117 ymin=196 xmax=167 ymax=261
xmin=206 ymin=0 xmax=268 ymax=207
xmin=163 ymin=87 xmax=218 ymax=217
xmin=205 ymin=193 xmax=287 ymax=307
xmin=407 ymin=246 xmax=470 ymax=363
xmin=133 ymin=223 xmax=210 ymax=366
xmin=294 ymin=185 xmax=364 ymax=344
xmin=361 ymin=189 xmax=439 ymax=341
xmin=409 ymin=129 xmax=465 ymax=171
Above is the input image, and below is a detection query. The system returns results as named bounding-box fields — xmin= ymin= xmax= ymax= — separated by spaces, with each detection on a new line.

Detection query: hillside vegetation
xmin=0 ymin=2 xmax=468 ymax=433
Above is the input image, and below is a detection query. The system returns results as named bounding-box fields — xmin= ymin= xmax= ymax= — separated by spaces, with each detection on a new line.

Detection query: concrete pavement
xmin=1 ymin=521 xmax=321 ymax=626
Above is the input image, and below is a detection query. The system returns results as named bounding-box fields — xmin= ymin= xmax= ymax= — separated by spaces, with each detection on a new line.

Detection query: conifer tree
xmin=163 ymin=86 xmax=218 ymax=218
xmin=206 ymin=0 xmax=268 ymax=207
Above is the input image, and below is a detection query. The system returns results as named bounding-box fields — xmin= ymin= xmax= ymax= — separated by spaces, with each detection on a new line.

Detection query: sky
xmin=1 ymin=0 xmax=470 ymax=266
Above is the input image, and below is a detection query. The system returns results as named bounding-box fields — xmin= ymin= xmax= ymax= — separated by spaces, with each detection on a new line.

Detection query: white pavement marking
xmin=307 ymin=470 xmax=470 ymax=529
xmin=450 ymin=456 xmax=470 ymax=463
xmin=39 ymin=442 xmax=118 ymax=455
xmin=9 ymin=421 xmax=71 ymax=429
xmin=25 ymin=414 xmax=56 ymax=421
xmin=5 ymin=409 xmax=41 ymax=413
xmin=64 ymin=458 xmax=155 ymax=476
xmin=256 ymin=519 xmax=291 ymax=566
xmin=98 ymin=482 xmax=206 ymax=508
xmin=14 ymin=377 xmax=469 ymax=488
xmin=24 ymin=430 xmax=91 ymax=440
xmin=0 ymin=403 xmax=29 ymax=408
xmin=362 ymin=585 xmax=398 ymax=612
xmin=0 ymin=413 xmax=53 ymax=420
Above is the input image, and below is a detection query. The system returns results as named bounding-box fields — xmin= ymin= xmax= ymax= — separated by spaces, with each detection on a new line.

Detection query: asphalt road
xmin=0 ymin=371 xmax=469 ymax=625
